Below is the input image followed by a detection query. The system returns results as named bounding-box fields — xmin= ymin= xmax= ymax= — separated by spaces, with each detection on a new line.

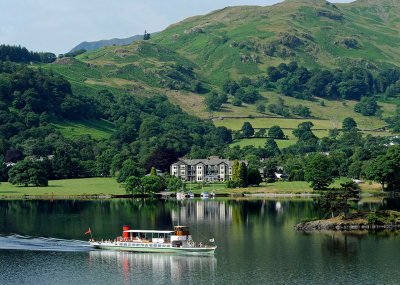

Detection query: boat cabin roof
xmin=124 ymin=230 xmax=174 ymax=234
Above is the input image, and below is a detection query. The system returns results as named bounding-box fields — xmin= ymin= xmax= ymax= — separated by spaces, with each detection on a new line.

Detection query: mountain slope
xmin=151 ymin=0 xmax=400 ymax=77
xmin=69 ymin=32 xmax=158 ymax=52
xmin=46 ymin=0 xmax=400 ymax=132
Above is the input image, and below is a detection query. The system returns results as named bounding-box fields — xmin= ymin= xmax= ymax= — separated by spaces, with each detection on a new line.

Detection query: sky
xmin=0 ymin=0 xmax=354 ymax=55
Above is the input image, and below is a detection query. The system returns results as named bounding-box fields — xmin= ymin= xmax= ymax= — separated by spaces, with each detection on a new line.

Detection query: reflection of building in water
xmin=89 ymin=250 xmax=216 ymax=284
xmin=171 ymin=201 xmax=233 ymax=225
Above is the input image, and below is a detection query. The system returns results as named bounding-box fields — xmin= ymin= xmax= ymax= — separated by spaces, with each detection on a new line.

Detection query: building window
xmin=181 ymin=165 xmax=185 ymax=169
xmin=173 ymin=171 xmax=177 ymax=175
xmin=173 ymin=166 xmax=177 ymax=169
xmin=181 ymin=171 xmax=185 ymax=175
xmin=197 ymin=170 xmax=202 ymax=175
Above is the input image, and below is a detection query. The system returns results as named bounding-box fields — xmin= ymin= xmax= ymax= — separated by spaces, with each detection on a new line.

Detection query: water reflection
xmin=322 ymin=232 xmax=363 ymax=260
xmin=89 ymin=250 xmax=216 ymax=285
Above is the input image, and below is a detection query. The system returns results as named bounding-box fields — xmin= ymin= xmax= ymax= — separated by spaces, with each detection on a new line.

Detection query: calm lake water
xmin=0 ymin=198 xmax=400 ymax=284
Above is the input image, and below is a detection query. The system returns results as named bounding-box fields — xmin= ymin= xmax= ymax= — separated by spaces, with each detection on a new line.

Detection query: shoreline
xmin=0 ymin=192 xmax=399 ymax=199
xmin=293 ymin=211 xmax=400 ymax=231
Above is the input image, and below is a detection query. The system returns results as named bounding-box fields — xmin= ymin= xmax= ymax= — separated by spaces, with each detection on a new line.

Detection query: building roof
xmin=172 ymin=157 xmax=247 ymax=167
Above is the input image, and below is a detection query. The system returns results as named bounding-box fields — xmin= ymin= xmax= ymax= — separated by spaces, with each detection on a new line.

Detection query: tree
xmin=4 ymin=149 xmax=24 ymax=163
xmin=320 ymin=182 xmax=360 ymax=218
xmin=168 ymin=176 xmax=183 ymax=192
xmin=264 ymin=158 xmax=278 ymax=179
xmin=238 ymin=162 xmax=248 ymax=187
xmin=365 ymin=152 xmax=398 ymax=192
xmin=95 ymin=153 xmax=111 ymax=177
xmin=232 ymin=98 xmax=242 ymax=106
xmin=117 ymin=159 xmax=146 ymax=183
xmin=8 ymin=160 xmax=48 ymax=187
xmin=204 ymin=91 xmax=222 ymax=111
xmin=125 ymin=176 xmax=142 ymax=194
xmin=141 ymin=176 xmax=162 ymax=193
xmin=52 ymin=148 xmax=75 ymax=179
xmin=143 ymin=30 xmax=151 ymax=40
xmin=247 ymin=168 xmax=262 ymax=186
xmin=239 ymin=76 xmax=251 ymax=87
xmin=292 ymin=121 xmax=314 ymax=138
xmin=268 ymin=125 xmax=285 ymax=139
xmin=305 ymin=154 xmax=334 ymax=190
xmin=258 ymin=128 xmax=266 ymax=138
xmin=241 ymin=122 xmax=254 ymax=137
xmin=232 ymin=159 xmax=239 ymax=181
xmin=144 ymin=147 xmax=179 ymax=173
xmin=256 ymin=102 xmax=266 ymax=113
xmin=150 ymin=167 xmax=157 ymax=176
xmin=265 ymin=138 xmax=281 ymax=156
xmin=348 ymin=161 xmax=363 ymax=179
xmin=342 ymin=117 xmax=357 ymax=132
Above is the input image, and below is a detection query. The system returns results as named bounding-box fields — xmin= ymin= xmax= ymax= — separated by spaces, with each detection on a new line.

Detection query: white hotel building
xmin=170 ymin=157 xmax=248 ymax=182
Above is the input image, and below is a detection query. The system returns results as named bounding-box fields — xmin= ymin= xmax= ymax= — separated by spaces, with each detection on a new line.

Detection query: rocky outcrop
xmin=293 ymin=220 xmax=400 ymax=231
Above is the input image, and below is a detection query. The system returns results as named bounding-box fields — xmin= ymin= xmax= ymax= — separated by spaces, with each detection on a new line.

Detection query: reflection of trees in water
xmin=322 ymin=232 xmax=364 ymax=260
xmin=367 ymin=230 xmax=400 ymax=239
xmin=357 ymin=197 xmax=400 ymax=212
xmin=322 ymin=229 xmax=400 ymax=260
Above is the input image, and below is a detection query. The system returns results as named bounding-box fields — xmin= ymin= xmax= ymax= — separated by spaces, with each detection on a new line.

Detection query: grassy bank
xmin=0 ymin=176 xmax=387 ymax=198
xmin=0 ymin=178 xmax=123 ymax=197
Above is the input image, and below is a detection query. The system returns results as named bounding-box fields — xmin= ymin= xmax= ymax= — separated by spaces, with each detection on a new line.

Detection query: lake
xmin=0 ymin=198 xmax=400 ymax=284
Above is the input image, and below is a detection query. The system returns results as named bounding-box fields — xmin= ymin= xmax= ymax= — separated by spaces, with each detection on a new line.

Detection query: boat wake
xmin=0 ymin=234 xmax=90 ymax=252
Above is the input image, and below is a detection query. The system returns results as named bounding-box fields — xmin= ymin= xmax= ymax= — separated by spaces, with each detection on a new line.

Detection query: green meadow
xmin=51 ymin=119 xmax=115 ymax=140
xmin=0 ymin=178 xmax=124 ymax=197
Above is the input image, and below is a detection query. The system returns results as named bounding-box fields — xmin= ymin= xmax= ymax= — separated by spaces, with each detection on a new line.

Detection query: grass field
xmin=0 ymin=177 xmax=386 ymax=197
xmin=213 ymin=117 xmax=336 ymax=131
xmin=51 ymin=119 xmax=115 ymax=140
xmin=0 ymin=178 xmax=124 ymax=197
xmin=204 ymin=178 xmax=385 ymax=195
xmin=230 ymin=138 xmax=297 ymax=149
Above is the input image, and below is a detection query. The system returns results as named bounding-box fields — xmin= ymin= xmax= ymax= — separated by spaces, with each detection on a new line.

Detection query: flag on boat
xmin=209 ymin=238 xmax=214 ymax=242
xmin=85 ymin=228 xmax=91 ymax=235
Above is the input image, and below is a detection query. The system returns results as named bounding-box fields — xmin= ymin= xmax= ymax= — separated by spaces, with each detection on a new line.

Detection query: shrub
xmin=366 ymin=214 xmax=379 ymax=224
xmin=301 ymin=217 xmax=319 ymax=223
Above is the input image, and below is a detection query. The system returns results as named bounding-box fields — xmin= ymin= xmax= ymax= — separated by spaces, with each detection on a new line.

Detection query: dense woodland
xmin=0 ymin=46 xmax=400 ymax=192
xmin=0 ymin=45 xmax=56 ymax=63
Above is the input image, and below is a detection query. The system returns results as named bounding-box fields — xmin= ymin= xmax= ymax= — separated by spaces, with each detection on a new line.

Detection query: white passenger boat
xmin=89 ymin=225 xmax=217 ymax=255
xmin=201 ymin=191 xmax=209 ymax=198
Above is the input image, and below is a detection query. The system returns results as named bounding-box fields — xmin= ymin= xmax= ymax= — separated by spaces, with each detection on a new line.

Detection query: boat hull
xmin=90 ymin=243 xmax=216 ymax=255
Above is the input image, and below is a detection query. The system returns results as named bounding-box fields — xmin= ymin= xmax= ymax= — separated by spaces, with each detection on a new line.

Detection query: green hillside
xmin=45 ymin=0 xmax=400 ymax=137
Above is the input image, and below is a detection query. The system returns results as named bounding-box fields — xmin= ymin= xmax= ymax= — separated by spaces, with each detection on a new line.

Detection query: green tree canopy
xmin=168 ymin=176 xmax=184 ymax=192
xmin=320 ymin=181 xmax=360 ymax=218
xmin=342 ymin=117 xmax=357 ymax=132
xmin=8 ymin=160 xmax=48 ymax=187
xmin=125 ymin=176 xmax=142 ymax=194
xmin=241 ymin=122 xmax=254 ymax=137
xmin=268 ymin=125 xmax=285 ymax=139
xmin=304 ymin=154 xmax=334 ymax=190
xmin=365 ymin=146 xmax=400 ymax=192
xmin=141 ymin=176 xmax=162 ymax=193
xmin=117 ymin=159 xmax=146 ymax=183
